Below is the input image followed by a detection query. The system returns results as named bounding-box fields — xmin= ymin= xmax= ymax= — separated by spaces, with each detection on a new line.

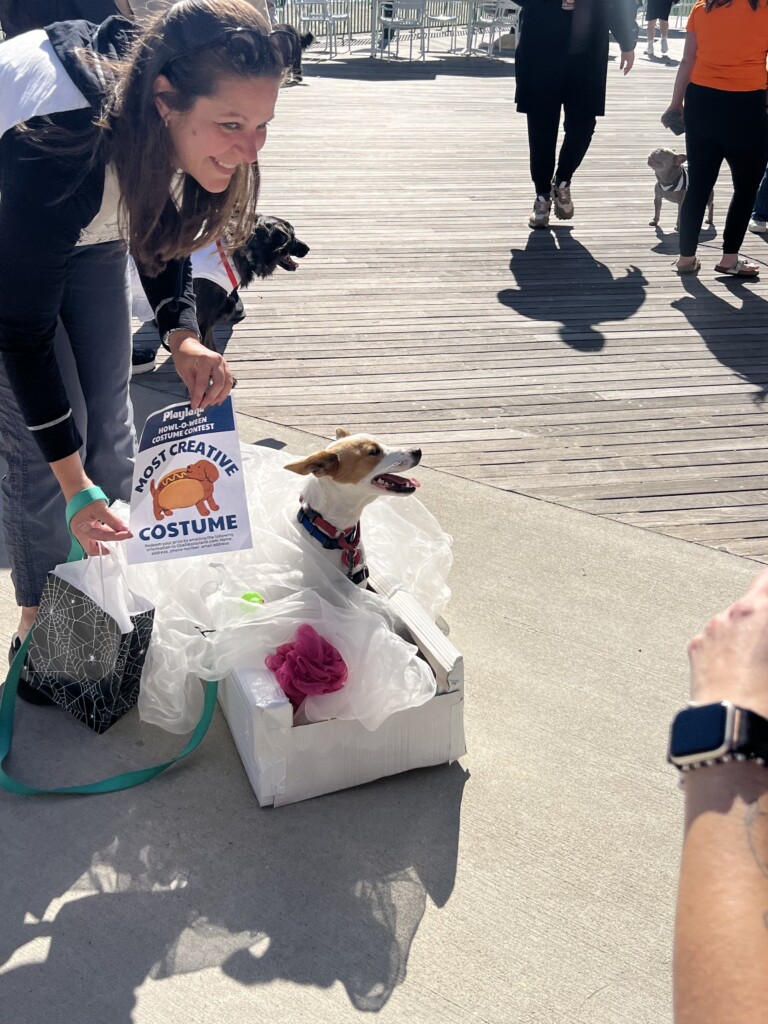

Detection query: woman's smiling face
xmin=154 ymin=73 xmax=280 ymax=192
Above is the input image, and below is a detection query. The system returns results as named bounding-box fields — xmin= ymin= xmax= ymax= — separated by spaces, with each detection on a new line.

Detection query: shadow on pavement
xmin=0 ymin=699 xmax=468 ymax=1019
xmin=302 ymin=50 xmax=515 ymax=81
xmin=497 ymin=226 xmax=647 ymax=352
xmin=672 ymin=274 xmax=768 ymax=403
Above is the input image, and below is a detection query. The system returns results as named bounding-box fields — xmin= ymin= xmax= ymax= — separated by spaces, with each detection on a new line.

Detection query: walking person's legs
xmin=707 ymin=89 xmax=767 ymax=273
xmin=658 ymin=0 xmax=673 ymax=53
xmin=677 ymin=86 xmax=726 ymax=269
xmin=677 ymin=137 xmax=723 ymax=267
xmin=647 ymin=0 xmax=672 ymax=55
xmin=716 ymin=141 xmax=767 ymax=273
xmin=646 ymin=17 xmax=657 ymax=55
xmin=749 ymin=164 xmax=768 ymax=232
xmin=526 ymin=105 xmax=561 ymax=227
xmin=658 ymin=18 xmax=669 ymax=52
xmin=552 ymin=102 xmax=597 ymax=219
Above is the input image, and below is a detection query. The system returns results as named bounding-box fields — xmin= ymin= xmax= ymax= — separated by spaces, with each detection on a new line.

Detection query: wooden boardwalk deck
xmin=140 ymin=30 xmax=768 ymax=563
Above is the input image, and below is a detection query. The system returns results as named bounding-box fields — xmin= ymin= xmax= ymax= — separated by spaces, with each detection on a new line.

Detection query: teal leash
xmin=0 ymin=487 xmax=217 ymax=795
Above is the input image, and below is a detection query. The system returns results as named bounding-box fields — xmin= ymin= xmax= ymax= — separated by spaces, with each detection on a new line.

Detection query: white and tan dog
xmin=285 ymin=428 xmax=422 ymax=586
xmin=648 ymin=148 xmax=714 ymax=232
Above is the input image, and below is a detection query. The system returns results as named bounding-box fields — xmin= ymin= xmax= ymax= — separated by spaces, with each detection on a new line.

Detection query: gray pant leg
xmin=61 ymin=242 xmax=136 ymax=506
xmin=0 ymin=241 xmax=135 ymax=607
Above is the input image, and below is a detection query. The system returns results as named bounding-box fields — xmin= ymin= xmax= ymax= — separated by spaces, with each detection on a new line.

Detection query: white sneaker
xmin=749 ymin=218 xmax=767 ymax=233
xmin=645 ymin=42 xmax=655 ymax=57
xmin=660 ymin=36 xmax=668 ymax=54
xmin=529 ymin=196 xmax=551 ymax=229
xmin=552 ymin=181 xmax=574 ymax=220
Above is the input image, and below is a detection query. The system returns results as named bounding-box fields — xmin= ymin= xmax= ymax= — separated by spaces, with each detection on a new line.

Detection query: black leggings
xmin=679 ymin=83 xmax=768 ymax=257
xmin=526 ymin=105 xmax=597 ymax=197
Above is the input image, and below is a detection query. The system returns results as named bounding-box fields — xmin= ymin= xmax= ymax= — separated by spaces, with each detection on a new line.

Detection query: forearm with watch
xmin=138 ymin=256 xmax=198 ymax=342
xmin=669 ymin=702 xmax=768 ymax=1023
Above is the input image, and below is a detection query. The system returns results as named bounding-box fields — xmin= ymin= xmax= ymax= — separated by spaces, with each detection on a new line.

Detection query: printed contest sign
xmin=125 ymin=397 xmax=252 ymax=564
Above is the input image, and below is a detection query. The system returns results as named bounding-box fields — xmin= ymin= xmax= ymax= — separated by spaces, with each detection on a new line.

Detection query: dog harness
xmin=658 ymin=167 xmax=688 ymax=194
xmin=297 ymin=502 xmax=369 ymax=586
xmin=189 ymin=240 xmax=241 ymax=295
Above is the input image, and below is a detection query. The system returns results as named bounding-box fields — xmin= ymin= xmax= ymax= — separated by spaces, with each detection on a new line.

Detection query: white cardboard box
xmin=218 ymin=571 xmax=465 ymax=807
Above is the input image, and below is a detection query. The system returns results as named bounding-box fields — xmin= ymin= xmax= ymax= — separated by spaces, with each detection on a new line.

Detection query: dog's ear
xmin=284 ymin=451 xmax=339 ymax=477
xmin=204 ymin=462 xmax=220 ymax=483
xmin=675 ymin=153 xmax=687 ymax=165
xmin=335 ymin=427 xmax=350 ymax=439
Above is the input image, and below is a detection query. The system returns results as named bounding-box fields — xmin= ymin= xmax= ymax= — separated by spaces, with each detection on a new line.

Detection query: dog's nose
xmin=411 ymin=448 xmax=422 ymax=463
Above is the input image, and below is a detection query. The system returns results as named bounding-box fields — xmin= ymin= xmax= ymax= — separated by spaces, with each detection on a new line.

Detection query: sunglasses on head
xmin=162 ymin=26 xmax=272 ymax=75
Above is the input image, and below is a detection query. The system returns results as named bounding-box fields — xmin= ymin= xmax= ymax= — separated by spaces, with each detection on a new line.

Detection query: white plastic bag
xmin=53 ymin=543 xmax=152 ymax=633
xmin=122 ymin=443 xmax=451 ymax=733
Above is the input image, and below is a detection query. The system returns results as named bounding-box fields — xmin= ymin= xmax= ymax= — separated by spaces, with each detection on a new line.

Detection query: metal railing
xmin=275 ymin=0 xmax=471 ymax=36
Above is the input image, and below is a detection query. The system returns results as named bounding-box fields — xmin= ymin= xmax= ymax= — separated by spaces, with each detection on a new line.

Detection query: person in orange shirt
xmin=662 ymin=0 xmax=768 ymax=277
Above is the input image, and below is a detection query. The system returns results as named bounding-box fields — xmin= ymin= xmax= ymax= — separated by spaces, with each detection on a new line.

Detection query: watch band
xmin=161 ymin=326 xmax=202 ymax=351
xmin=728 ymin=706 xmax=768 ymax=764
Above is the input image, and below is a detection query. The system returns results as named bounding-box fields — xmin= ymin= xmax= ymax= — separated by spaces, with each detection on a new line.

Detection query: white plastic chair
xmin=292 ymin=0 xmax=348 ymax=58
xmin=426 ymin=0 xmax=463 ymax=53
xmin=326 ymin=0 xmax=351 ymax=57
xmin=467 ymin=0 xmax=518 ymax=57
xmin=376 ymin=0 xmax=428 ymax=61
xmin=292 ymin=0 xmax=328 ymax=39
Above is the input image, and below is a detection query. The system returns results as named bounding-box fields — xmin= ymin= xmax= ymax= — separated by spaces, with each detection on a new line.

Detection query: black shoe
xmin=222 ymin=293 xmax=246 ymax=325
xmin=8 ymin=635 xmax=55 ymax=706
xmin=131 ymin=347 xmax=157 ymax=376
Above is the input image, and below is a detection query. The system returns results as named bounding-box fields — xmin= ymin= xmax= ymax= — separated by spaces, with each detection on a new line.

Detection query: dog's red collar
xmin=215 ymin=239 xmax=240 ymax=292
xmin=297 ymin=501 xmax=369 ymax=584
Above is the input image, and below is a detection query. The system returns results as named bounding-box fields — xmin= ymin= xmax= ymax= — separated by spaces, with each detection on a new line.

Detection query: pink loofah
xmin=266 ymin=625 xmax=348 ymax=710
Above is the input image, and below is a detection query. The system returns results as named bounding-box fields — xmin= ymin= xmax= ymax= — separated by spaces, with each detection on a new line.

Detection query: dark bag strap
xmin=0 ymin=487 xmax=217 ymax=795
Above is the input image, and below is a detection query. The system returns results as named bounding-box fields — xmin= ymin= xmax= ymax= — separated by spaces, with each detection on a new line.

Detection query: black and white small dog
xmin=194 ymin=216 xmax=310 ymax=349
xmin=274 ymin=24 xmax=314 ymax=83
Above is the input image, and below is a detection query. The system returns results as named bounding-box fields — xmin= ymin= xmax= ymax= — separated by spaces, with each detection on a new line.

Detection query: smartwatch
xmin=667 ymin=701 xmax=768 ymax=771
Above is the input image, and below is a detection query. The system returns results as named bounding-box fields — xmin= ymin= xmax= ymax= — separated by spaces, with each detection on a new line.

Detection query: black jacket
xmin=514 ymin=0 xmax=638 ymax=117
xmin=0 ymin=17 xmax=197 ymax=463
xmin=0 ymin=1 xmax=119 ymax=38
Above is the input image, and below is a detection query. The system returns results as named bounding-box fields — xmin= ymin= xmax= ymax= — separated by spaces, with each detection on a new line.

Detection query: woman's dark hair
xmin=106 ymin=0 xmax=297 ymax=274
xmin=705 ymin=0 xmax=760 ymax=10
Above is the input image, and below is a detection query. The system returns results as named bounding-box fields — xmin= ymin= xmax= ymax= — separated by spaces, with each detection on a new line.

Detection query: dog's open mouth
xmin=372 ymin=473 xmax=420 ymax=494
xmin=278 ymin=255 xmax=299 ymax=272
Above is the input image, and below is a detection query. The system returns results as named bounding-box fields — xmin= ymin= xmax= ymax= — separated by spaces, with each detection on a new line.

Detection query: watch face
xmin=669 ymin=702 xmax=730 ymax=762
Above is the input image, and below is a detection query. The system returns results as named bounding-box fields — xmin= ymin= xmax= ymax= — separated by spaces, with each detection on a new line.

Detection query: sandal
xmin=673 ymin=258 xmax=700 ymax=275
xmin=714 ymin=258 xmax=760 ymax=277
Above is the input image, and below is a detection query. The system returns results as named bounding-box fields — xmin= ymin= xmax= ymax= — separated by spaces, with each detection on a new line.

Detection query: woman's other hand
xmin=69 ymin=499 xmax=133 ymax=556
xmin=688 ymin=569 xmax=768 ymax=719
xmin=169 ymin=331 xmax=237 ymax=410
xmin=620 ymin=50 xmax=635 ymax=75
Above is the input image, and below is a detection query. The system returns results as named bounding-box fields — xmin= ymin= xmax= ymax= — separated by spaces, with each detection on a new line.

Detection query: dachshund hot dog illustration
xmin=150 ymin=460 xmax=220 ymax=520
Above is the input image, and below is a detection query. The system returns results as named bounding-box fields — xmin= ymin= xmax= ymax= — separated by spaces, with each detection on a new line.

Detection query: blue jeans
xmin=0 ymin=241 xmax=136 ymax=606
xmin=753 ymin=165 xmax=768 ymax=220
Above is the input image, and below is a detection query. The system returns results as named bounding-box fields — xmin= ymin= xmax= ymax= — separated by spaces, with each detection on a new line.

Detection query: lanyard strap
xmin=0 ymin=633 xmax=217 ymax=795
xmin=0 ymin=488 xmax=217 ymax=795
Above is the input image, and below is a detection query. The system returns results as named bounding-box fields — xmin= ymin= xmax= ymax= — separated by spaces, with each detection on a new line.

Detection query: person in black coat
xmin=0 ymin=1 xmax=126 ymax=38
xmin=514 ymin=0 xmax=638 ymax=228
